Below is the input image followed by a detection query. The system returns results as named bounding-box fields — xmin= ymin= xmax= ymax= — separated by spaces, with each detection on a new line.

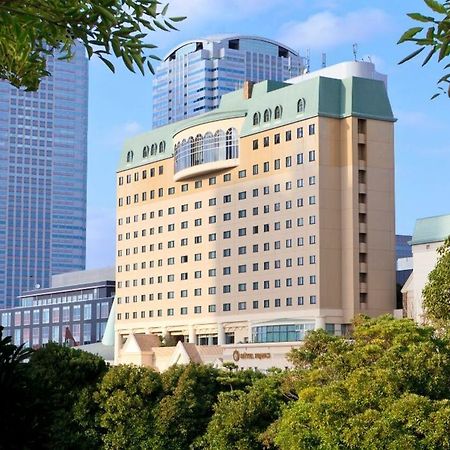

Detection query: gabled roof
xmin=410 ymin=214 xmax=450 ymax=245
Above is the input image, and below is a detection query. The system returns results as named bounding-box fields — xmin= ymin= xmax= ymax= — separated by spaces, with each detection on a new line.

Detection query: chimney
xmin=243 ymin=81 xmax=255 ymax=99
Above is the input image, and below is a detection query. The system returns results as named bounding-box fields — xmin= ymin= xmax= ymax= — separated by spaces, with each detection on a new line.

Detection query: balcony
xmin=174 ymin=128 xmax=239 ymax=181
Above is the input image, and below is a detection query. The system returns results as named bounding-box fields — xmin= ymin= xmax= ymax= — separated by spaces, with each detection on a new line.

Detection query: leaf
xmin=161 ymin=3 xmax=169 ymax=16
xmin=398 ymin=27 xmax=424 ymax=43
xmin=398 ymin=46 xmax=426 ymax=64
xmin=438 ymin=39 xmax=450 ymax=61
xmin=422 ymin=47 xmax=437 ymax=65
xmin=122 ymin=52 xmax=135 ymax=72
xmin=424 ymin=0 xmax=447 ymax=14
xmin=153 ymin=20 xmax=168 ymax=31
xmin=407 ymin=12 xmax=435 ymax=22
xmin=147 ymin=60 xmax=155 ymax=75
xmin=99 ymin=56 xmax=115 ymax=73
xmin=169 ymin=16 xmax=187 ymax=22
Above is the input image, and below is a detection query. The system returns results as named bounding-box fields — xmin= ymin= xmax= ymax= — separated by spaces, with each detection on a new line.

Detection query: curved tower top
xmin=153 ymin=34 xmax=304 ymax=128
xmin=163 ymin=34 xmax=300 ymax=62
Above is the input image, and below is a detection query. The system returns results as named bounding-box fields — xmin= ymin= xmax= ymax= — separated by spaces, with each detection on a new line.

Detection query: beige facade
xmin=401 ymin=213 xmax=450 ymax=323
xmin=114 ymin=66 xmax=396 ymax=366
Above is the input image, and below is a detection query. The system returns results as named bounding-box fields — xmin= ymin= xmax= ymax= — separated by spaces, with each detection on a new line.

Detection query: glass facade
xmin=152 ymin=36 xmax=304 ymax=127
xmin=252 ymin=322 xmax=315 ymax=343
xmin=0 ymin=280 xmax=114 ymax=348
xmin=0 ymin=43 xmax=88 ymax=308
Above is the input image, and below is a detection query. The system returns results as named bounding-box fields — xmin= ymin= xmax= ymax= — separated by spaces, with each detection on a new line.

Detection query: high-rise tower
xmin=152 ymin=35 xmax=303 ymax=128
xmin=0 ymin=45 xmax=88 ymax=308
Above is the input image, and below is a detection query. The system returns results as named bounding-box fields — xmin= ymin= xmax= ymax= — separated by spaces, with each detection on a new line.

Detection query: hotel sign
xmin=232 ymin=350 xmax=271 ymax=362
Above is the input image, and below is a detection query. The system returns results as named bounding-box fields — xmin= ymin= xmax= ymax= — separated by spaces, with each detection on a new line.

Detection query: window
xmin=297 ymin=98 xmax=306 ymax=113
xmin=238 ymin=170 xmax=246 ymax=178
xmin=252 ymin=139 xmax=258 ymax=150
xmin=264 ymin=161 xmax=269 ymax=172
xmin=297 ymin=127 xmax=303 ymax=138
xmin=297 ymin=153 xmax=303 ymax=165
xmin=263 ymin=136 xmax=269 ymax=147
xmin=274 ymin=133 xmax=281 ymax=144
xmin=209 ymin=198 xmax=216 ymax=206
xmin=223 ymin=303 xmax=231 ymax=311
xmin=209 ymin=176 xmax=216 ymax=185
xmin=310 ymin=295 xmax=317 ymax=304
xmin=208 ymin=305 xmax=216 ymax=313
xmin=238 ymin=301 xmax=247 ymax=310
xmin=274 ymin=105 xmax=282 ymax=119
xmin=126 ymin=150 xmax=134 ymax=163
xmin=253 ymin=164 xmax=259 ymax=175
xmin=309 ymin=124 xmax=315 ymax=135
xmin=263 ymin=108 xmax=271 ymax=122
xmin=224 ymin=173 xmax=231 ymax=182
xmin=253 ymin=112 xmax=261 ymax=126
xmin=286 ymin=130 xmax=292 ymax=141
xmin=194 ymin=306 xmax=202 ymax=314
xmin=223 ymin=194 xmax=231 ymax=203
xmin=309 ymin=150 xmax=316 ymax=161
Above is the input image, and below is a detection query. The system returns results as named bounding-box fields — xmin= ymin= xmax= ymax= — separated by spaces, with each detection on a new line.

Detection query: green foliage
xmin=423 ymin=237 xmax=450 ymax=322
xmin=201 ymin=375 xmax=286 ymax=450
xmin=89 ymin=364 xmax=163 ymax=449
xmin=398 ymin=0 xmax=450 ymax=98
xmin=0 ymin=326 xmax=35 ymax=450
xmin=152 ymin=364 xmax=223 ymax=450
xmin=26 ymin=343 xmax=107 ymax=449
xmin=0 ymin=0 xmax=186 ymax=90
xmin=274 ymin=316 xmax=450 ymax=449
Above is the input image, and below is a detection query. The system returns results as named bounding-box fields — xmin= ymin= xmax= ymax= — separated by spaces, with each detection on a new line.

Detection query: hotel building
xmin=116 ymin=61 xmax=396 ymax=366
xmin=152 ymin=35 xmax=303 ymax=128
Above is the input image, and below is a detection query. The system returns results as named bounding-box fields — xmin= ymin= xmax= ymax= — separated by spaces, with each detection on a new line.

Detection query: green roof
xmin=118 ymin=74 xmax=394 ymax=172
xmin=411 ymin=214 xmax=450 ymax=245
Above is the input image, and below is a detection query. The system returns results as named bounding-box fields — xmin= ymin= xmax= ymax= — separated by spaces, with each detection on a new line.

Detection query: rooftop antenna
xmin=321 ymin=53 xmax=327 ymax=68
xmin=305 ymin=49 xmax=311 ymax=73
xmin=352 ymin=43 xmax=358 ymax=61
xmin=367 ymin=55 xmax=372 ymax=63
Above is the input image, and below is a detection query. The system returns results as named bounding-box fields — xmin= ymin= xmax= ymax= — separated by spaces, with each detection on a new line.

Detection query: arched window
xmin=274 ymin=105 xmax=282 ymax=120
xmin=143 ymin=145 xmax=149 ymax=158
xmin=193 ymin=134 xmax=203 ymax=165
xmin=297 ymin=98 xmax=306 ymax=113
xmin=188 ymin=136 xmax=195 ymax=167
xmin=263 ymin=109 xmax=271 ymax=122
xmin=214 ymin=130 xmax=225 ymax=159
xmin=126 ymin=150 xmax=134 ymax=163
xmin=180 ymin=139 xmax=188 ymax=171
xmin=159 ymin=141 xmax=166 ymax=153
xmin=253 ymin=112 xmax=260 ymax=126
xmin=225 ymin=128 xmax=238 ymax=160
xmin=203 ymin=132 xmax=213 ymax=163
xmin=150 ymin=143 xmax=157 ymax=155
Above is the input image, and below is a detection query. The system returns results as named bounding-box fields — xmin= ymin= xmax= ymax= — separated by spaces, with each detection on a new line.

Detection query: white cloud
xmin=278 ymin=8 xmax=391 ymax=52
xmin=123 ymin=121 xmax=142 ymax=134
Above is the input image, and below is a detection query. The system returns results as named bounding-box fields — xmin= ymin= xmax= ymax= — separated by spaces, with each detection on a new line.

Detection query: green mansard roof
xmin=411 ymin=214 xmax=450 ymax=245
xmin=118 ymin=74 xmax=394 ymax=172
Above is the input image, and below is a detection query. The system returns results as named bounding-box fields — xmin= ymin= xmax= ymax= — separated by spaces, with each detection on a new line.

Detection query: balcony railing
xmin=174 ymin=128 xmax=239 ymax=177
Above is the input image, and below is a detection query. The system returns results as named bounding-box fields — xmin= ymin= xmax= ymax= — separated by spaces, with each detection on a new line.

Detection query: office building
xmin=0 ymin=45 xmax=88 ymax=308
xmin=116 ymin=61 xmax=396 ymax=367
xmin=402 ymin=214 xmax=450 ymax=322
xmin=0 ymin=268 xmax=115 ymax=348
xmin=152 ymin=35 xmax=304 ymax=128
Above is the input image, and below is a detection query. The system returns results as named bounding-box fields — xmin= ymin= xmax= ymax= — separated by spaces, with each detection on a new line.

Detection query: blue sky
xmin=86 ymin=0 xmax=450 ymax=268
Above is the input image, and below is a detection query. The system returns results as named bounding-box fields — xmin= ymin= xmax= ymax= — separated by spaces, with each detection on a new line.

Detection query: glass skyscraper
xmin=152 ymin=34 xmax=304 ymax=128
xmin=0 ymin=45 xmax=88 ymax=308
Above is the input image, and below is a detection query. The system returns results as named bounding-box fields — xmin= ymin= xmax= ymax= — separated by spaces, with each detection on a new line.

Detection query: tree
xmin=84 ymin=364 xmax=163 ymax=449
xmin=273 ymin=316 xmax=450 ymax=449
xmin=26 ymin=343 xmax=107 ymax=449
xmin=0 ymin=0 xmax=185 ymax=91
xmin=398 ymin=0 xmax=450 ymax=98
xmin=152 ymin=364 xmax=223 ymax=450
xmin=423 ymin=237 xmax=450 ymax=322
xmin=0 ymin=326 xmax=35 ymax=450
xmin=201 ymin=375 xmax=286 ymax=450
